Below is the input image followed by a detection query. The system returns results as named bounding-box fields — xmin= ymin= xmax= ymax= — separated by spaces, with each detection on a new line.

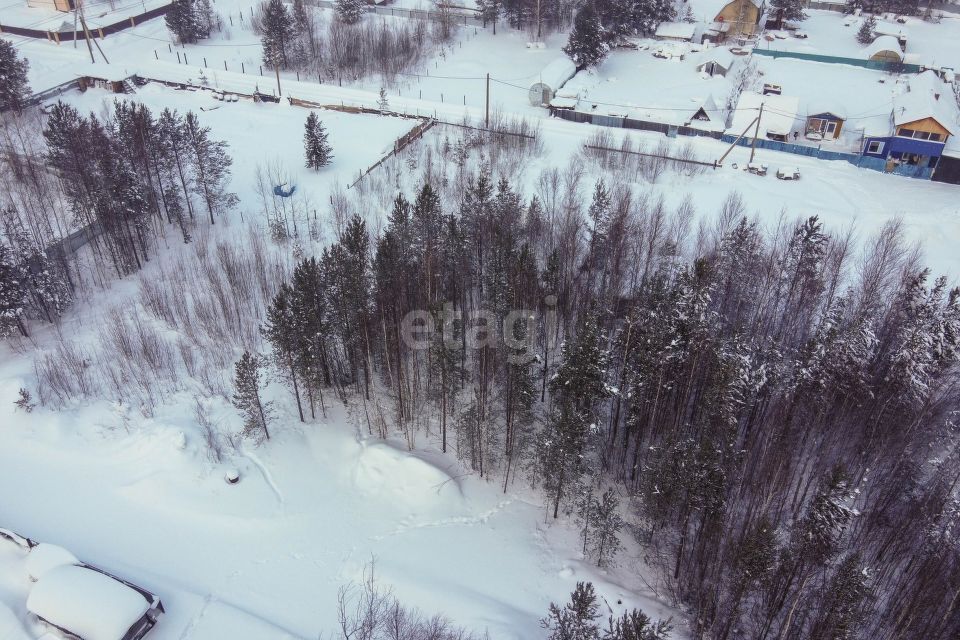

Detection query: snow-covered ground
xmin=761 ymin=9 xmax=960 ymax=69
xmin=3 ymin=3 xmax=960 ymax=638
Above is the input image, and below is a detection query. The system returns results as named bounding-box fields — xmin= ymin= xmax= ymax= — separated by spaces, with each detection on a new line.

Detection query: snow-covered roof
xmin=655 ymin=22 xmax=697 ymax=40
xmin=692 ymin=0 xmax=761 ymax=21
xmin=696 ymin=47 xmax=735 ymax=71
xmin=892 ymin=71 xmax=959 ymax=135
xmin=26 ymin=565 xmax=151 ymax=640
xmin=806 ymin=99 xmax=846 ymax=120
xmin=26 ymin=544 xmax=79 ymax=582
xmin=865 ymin=36 xmax=904 ymax=61
xmin=531 ymin=57 xmax=577 ymax=91
xmin=73 ymin=62 xmax=139 ymax=84
xmin=873 ymin=21 xmax=908 ymax=40
xmin=729 ymin=91 xmax=801 ymax=137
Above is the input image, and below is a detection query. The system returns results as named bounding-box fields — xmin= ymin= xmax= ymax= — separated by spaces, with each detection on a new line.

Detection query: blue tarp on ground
xmin=273 ymin=184 xmax=296 ymax=198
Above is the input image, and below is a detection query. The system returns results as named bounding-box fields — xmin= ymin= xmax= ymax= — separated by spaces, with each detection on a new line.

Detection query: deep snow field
xmin=3 ymin=2 xmax=960 ymax=638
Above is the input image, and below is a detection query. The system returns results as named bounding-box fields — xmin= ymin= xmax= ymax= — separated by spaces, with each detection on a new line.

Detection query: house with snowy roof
xmin=655 ymin=22 xmax=698 ymax=42
xmin=860 ymin=71 xmax=959 ymax=174
xmin=696 ymin=0 xmax=766 ymax=42
xmin=729 ymin=91 xmax=800 ymax=142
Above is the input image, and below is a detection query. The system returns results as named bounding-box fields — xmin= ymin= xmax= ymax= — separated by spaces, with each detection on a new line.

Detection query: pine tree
xmin=0 ymin=39 xmax=30 ymax=113
xmin=476 ymin=0 xmax=502 ymax=34
xmin=769 ymin=0 xmax=806 ymax=29
xmin=0 ymin=243 xmax=28 ymax=338
xmin=165 ymin=0 xmax=207 ymax=44
xmin=303 ymin=112 xmax=333 ymax=170
xmin=541 ymin=582 xmax=601 ymax=640
xmin=537 ymin=401 xmax=590 ymax=518
xmin=232 ymin=351 xmax=273 ymax=443
xmin=377 ymin=87 xmax=390 ymax=113
xmin=183 ymin=111 xmax=237 ymax=224
xmin=334 ymin=0 xmax=365 ymax=24
xmin=564 ymin=3 xmax=608 ymax=69
xmin=603 ymin=609 xmax=672 ymax=640
xmin=261 ymin=0 xmax=296 ymax=68
xmin=857 ymin=15 xmax=877 ymax=45
xmin=549 ymin=316 xmax=611 ymax=414
xmin=263 ymin=283 xmax=306 ymax=423
xmin=589 ymin=488 xmax=624 ymax=567
xmin=807 ymin=554 xmax=872 ymax=640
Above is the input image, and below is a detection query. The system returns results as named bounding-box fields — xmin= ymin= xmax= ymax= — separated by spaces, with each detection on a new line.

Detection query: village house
xmin=26 ymin=0 xmax=74 ymax=11
xmin=729 ymin=91 xmax=800 ymax=142
xmin=804 ymin=102 xmax=845 ymax=140
xmin=860 ymin=71 xmax=958 ymax=175
xmin=697 ymin=0 xmax=766 ymax=42
xmin=655 ymin=21 xmax=698 ymax=42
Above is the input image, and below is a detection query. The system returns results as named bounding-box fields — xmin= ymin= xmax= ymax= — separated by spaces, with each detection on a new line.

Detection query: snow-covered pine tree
xmin=806 ymin=553 xmax=872 ymax=640
xmin=536 ymin=401 xmax=590 ymax=518
xmin=589 ymin=488 xmax=624 ymax=567
xmin=232 ymin=351 xmax=273 ymax=443
xmin=476 ymin=0 xmax=502 ymax=34
xmin=631 ymin=0 xmax=676 ymax=36
xmin=0 ymin=214 xmax=72 ymax=326
xmin=541 ymin=582 xmax=601 ymax=640
xmin=303 ymin=112 xmax=333 ymax=170
xmin=856 ymin=15 xmax=877 ymax=45
xmin=165 ymin=0 xmax=204 ymax=44
xmin=263 ymin=283 xmax=306 ymax=422
xmin=769 ymin=0 xmax=806 ymax=29
xmin=377 ymin=87 xmax=390 ymax=113
xmin=0 ymin=243 xmax=28 ymax=338
xmin=289 ymin=257 xmax=332 ymax=419
xmin=183 ymin=111 xmax=237 ymax=224
xmin=335 ymin=0 xmax=366 ymax=25
xmin=549 ymin=316 xmax=611 ymax=414
xmin=603 ymin=608 xmax=672 ymax=640
xmin=563 ymin=2 xmax=608 ymax=70
xmin=261 ymin=0 xmax=296 ymax=68
xmin=0 ymin=39 xmax=30 ymax=113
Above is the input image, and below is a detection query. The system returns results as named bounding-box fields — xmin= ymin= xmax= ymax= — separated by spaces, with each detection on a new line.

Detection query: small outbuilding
xmin=696 ymin=48 xmax=735 ymax=76
xmin=804 ymin=101 xmax=846 ymax=140
xmin=529 ymin=57 xmax=577 ymax=107
xmin=655 ymin=22 xmax=697 ymax=42
xmin=866 ymin=36 xmax=904 ymax=64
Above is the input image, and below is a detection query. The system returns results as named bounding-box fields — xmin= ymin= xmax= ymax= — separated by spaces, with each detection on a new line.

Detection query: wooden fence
xmin=0 ymin=2 xmax=170 ymax=42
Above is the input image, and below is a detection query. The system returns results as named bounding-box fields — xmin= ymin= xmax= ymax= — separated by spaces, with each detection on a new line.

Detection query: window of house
xmin=866 ymin=140 xmax=884 ymax=154
xmin=928 ymin=133 xmax=943 ymax=142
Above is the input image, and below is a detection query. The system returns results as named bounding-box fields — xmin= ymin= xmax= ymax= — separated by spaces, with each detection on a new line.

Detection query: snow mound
xmin=0 ymin=602 xmax=31 ymax=640
xmin=352 ymin=443 xmax=460 ymax=504
xmin=26 ymin=565 xmax=150 ymax=640
xmin=26 ymin=544 xmax=79 ymax=582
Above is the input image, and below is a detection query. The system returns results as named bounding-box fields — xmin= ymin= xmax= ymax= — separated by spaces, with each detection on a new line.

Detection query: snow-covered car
xmin=747 ymin=162 xmax=768 ymax=176
xmin=27 ymin=563 xmax=164 ymax=640
xmin=777 ymin=167 xmax=801 ymax=180
xmin=793 ymin=30 xmax=809 ymax=39
xmin=652 ymin=48 xmax=674 ymax=59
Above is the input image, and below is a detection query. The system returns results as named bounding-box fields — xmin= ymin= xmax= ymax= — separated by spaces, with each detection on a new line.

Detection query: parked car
xmin=777 ymin=166 xmax=801 ymax=180
xmin=793 ymin=30 xmax=809 ymax=39
xmin=653 ymin=48 xmax=674 ymax=59
xmin=747 ymin=162 xmax=768 ymax=176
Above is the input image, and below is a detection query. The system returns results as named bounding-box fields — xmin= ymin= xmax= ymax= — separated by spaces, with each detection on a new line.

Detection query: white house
xmin=729 ymin=91 xmax=801 ymax=142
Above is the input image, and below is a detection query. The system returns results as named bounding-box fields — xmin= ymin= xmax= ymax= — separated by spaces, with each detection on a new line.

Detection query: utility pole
xmin=485 ymin=73 xmax=490 ymax=128
xmin=749 ymin=102 xmax=764 ymax=164
xmin=77 ymin=0 xmax=95 ymax=63
xmin=275 ymin=65 xmax=282 ymax=96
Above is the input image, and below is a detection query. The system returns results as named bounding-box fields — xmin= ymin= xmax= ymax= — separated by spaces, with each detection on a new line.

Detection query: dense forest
xmin=2 ymin=90 xmax=958 ymax=640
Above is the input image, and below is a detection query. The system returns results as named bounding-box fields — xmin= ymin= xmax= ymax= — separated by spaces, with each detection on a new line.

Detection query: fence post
xmin=184 ymin=53 xmax=189 ymax=65
xmin=224 ymin=60 xmax=228 ymax=71
xmin=155 ymin=50 xmax=159 ymax=60
xmin=242 ymin=62 xmax=245 ymax=73
xmin=177 ymin=51 xmax=181 ymax=64
xmin=204 ymin=57 xmax=207 ymax=67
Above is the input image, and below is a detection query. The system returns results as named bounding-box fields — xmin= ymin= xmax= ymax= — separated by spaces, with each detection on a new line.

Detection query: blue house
xmin=860 ymin=71 xmax=958 ymax=177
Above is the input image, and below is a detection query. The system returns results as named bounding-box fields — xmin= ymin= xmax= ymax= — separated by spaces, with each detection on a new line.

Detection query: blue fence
xmin=751 ymin=49 xmax=923 ymax=74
